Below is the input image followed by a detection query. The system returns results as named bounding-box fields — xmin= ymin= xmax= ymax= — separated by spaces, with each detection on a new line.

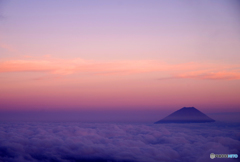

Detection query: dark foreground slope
xmin=155 ymin=107 xmax=215 ymax=123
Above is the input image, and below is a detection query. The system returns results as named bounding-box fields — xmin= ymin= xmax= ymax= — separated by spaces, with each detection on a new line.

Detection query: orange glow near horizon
xmin=0 ymin=57 xmax=240 ymax=112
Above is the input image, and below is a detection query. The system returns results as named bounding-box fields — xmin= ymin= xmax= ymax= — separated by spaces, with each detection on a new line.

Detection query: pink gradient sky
xmin=0 ymin=0 xmax=240 ymax=113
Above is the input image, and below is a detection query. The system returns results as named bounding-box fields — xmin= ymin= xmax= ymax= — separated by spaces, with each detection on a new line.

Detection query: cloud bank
xmin=0 ymin=122 xmax=239 ymax=162
xmin=0 ymin=58 xmax=240 ymax=80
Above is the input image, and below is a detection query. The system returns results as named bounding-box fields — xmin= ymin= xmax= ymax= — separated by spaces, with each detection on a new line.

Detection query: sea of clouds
xmin=0 ymin=122 xmax=239 ymax=162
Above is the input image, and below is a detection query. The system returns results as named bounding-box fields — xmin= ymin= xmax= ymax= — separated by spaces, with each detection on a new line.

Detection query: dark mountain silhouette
xmin=155 ymin=107 xmax=215 ymax=123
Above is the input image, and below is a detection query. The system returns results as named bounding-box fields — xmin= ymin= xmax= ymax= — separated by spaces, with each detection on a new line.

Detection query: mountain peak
xmin=155 ymin=107 xmax=215 ymax=123
xmin=182 ymin=107 xmax=195 ymax=109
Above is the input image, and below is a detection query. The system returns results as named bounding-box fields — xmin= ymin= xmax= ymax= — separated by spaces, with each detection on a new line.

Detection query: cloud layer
xmin=0 ymin=122 xmax=239 ymax=162
xmin=0 ymin=58 xmax=240 ymax=80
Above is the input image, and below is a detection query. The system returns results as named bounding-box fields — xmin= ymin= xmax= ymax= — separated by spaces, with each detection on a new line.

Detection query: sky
xmin=0 ymin=0 xmax=240 ymax=120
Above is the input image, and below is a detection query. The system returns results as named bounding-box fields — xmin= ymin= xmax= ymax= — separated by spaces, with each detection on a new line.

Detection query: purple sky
xmin=0 ymin=0 xmax=240 ymax=122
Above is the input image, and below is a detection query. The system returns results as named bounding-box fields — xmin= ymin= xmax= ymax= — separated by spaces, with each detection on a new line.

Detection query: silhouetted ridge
xmin=155 ymin=107 xmax=215 ymax=123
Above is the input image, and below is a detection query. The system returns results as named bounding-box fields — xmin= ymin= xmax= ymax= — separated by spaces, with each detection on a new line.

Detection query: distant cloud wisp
xmin=0 ymin=43 xmax=17 ymax=53
xmin=175 ymin=70 xmax=240 ymax=80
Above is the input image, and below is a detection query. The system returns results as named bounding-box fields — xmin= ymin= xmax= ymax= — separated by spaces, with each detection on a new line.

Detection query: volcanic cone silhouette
xmin=155 ymin=107 xmax=215 ymax=123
